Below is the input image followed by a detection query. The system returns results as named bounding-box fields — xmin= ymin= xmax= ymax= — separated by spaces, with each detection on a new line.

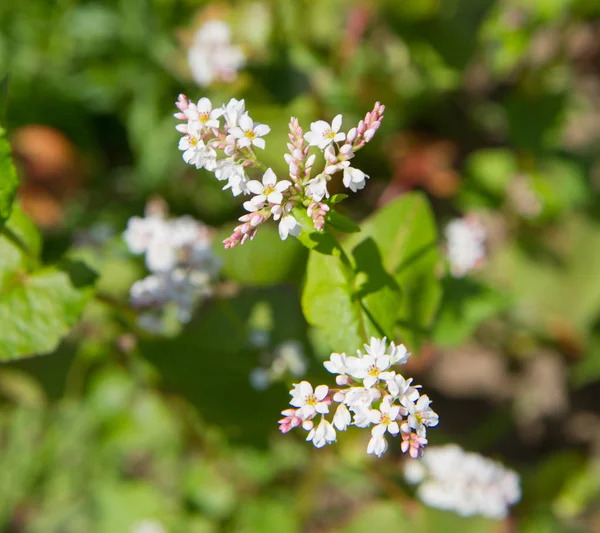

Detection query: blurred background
xmin=1 ymin=0 xmax=600 ymax=531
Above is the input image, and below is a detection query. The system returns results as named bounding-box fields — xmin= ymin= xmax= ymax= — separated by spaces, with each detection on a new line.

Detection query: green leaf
xmin=433 ymin=277 xmax=510 ymax=347
xmin=346 ymin=192 xmax=442 ymax=348
xmin=215 ymin=225 xmax=306 ymax=286
xmin=302 ymin=237 xmax=401 ymax=355
xmin=0 ymin=209 xmax=98 ymax=360
xmin=292 ymin=206 xmax=338 ymax=254
xmin=0 ymin=126 xmax=19 ymax=230
xmin=0 ymin=266 xmax=97 ymax=360
xmin=302 ymin=251 xmax=363 ymax=354
xmin=326 ymin=209 xmax=361 ymax=233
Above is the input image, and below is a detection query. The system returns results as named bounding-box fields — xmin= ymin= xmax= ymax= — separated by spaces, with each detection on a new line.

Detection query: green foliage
xmin=0 ymin=208 xmax=97 ymax=360
xmin=302 ymin=193 xmax=440 ymax=352
xmin=0 ymin=126 xmax=18 ymax=229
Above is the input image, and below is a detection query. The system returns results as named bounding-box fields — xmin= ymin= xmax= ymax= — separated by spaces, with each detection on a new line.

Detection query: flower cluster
xmin=123 ymin=201 xmax=221 ymax=333
xmin=175 ymin=96 xmax=384 ymax=247
xmin=404 ymin=444 xmax=521 ymax=519
xmin=187 ymin=20 xmax=245 ymax=87
xmin=444 ymin=215 xmax=487 ymax=277
xmin=278 ymin=337 xmax=438 ymax=457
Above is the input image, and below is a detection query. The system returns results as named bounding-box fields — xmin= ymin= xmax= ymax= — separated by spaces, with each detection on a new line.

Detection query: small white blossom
xmin=229 ymin=114 xmax=270 ymax=149
xmin=402 ymin=394 xmax=439 ymax=437
xmin=332 ymin=403 xmax=351 ymax=431
xmin=187 ymin=20 xmax=245 ymax=87
xmin=445 ymin=216 xmax=486 ymax=277
xmin=369 ymin=398 xmax=401 ymax=437
xmin=178 ymin=122 xmax=217 ymax=170
xmin=346 ymin=350 xmax=394 ymax=389
xmin=367 ymin=434 xmax=388 ymax=457
xmin=304 ymin=114 xmax=346 ymax=150
xmin=278 ymin=214 xmax=302 ymax=240
xmin=306 ymin=419 xmax=336 ymax=448
xmin=404 ymin=444 xmax=521 ymax=519
xmin=246 ymin=168 xmax=291 ymax=205
xmin=221 ymin=98 xmax=247 ymax=129
xmin=343 ymin=167 xmax=369 ymax=192
xmin=215 ymin=159 xmax=249 ymax=196
xmin=323 ymin=352 xmax=350 ymax=385
xmin=305 ymin=174 xmax=329 ymax=202
xmin=289 ymin=381 xmax=330 ymax=419
xmin=184 ymin=97 xmax=223 ymax=129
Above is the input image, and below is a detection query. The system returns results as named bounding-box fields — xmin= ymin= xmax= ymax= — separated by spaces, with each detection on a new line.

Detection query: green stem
xmin=1 ymin=225 xmax=38 ymax=265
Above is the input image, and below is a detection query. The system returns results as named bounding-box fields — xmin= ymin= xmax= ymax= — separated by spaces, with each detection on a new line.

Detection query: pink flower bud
xmin=364 ymin=129 xmax=375 ymax=142
xmin=357 ymin=120 xmax=366 ymax=134
xmin=347 ymin=128 xmax=358 ymax=143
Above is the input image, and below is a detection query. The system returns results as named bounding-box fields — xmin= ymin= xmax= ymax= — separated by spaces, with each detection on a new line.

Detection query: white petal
xmin=253 ymin=138 xmax=266 ymax=149
xmin=315 ymin=384 xmax=329 ymax=401
xmin=331 ymin=114 xmax=343 ymax=132
xmin=254 ymin=124 xmax=270 ymax=136
xmin=247 ymin=181 xmax=264 ymax=195
xmin=238 ymin=114 xmax=253 ymax=131
xmin=275 ymin=180 xmax=292 ymax=192
xmin=262 ymin=168 xmax=277 ymax=186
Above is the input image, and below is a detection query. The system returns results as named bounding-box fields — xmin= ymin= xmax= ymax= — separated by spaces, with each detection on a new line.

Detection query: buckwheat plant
xmin=278 ymin=337 xmax=438 ymax=458
xmin=174 ymin=95 xmax=384 ymax=246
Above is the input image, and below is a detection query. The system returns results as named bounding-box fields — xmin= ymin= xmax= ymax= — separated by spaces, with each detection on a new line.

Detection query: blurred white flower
xmin=124 ymin=205 xmax=220 ymax=332
xmin=404 ymin=444 xmax=521 ymax=519
xmin=187 ymin=20 xmax=245 ymax=87
xmin=445 ymin=216 xmax=486 ymax=277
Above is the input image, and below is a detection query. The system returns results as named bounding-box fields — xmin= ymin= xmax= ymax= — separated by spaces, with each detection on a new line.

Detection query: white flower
xmin=289 ymin=381 xmax=330 ymax=418
xmin=306 ymin=419 xmax=336 ymax=448
xmin=342 ymin=167 xmax=369 ymax=192
xmin=404 ymin=444 xmax=521 ymax=519
xmin=229 ymin=114 xmax=270 ymax=149
xmin=332 ymin=403 xmax=351 ymax=431
xmin=304 ymin=114 xmax=346 ymax=150
xmin=342 ymin=386 xmax=381 ymax=410
xmin=123 ymin=215 xmax=164 ymax=255
xmin=215 ymin=159 xmax=249 ymax=196
xmin=187 ymin=20 xmax=245 ymax=87
xmin=346 ymin=351 xmax=394 ymax=389
xmin=247 ymin=168 xmax=291 ymax=205
xmin=387 ymin=374 xmax=420 ymax=401
xmin=221 ymin=98 xmax=246 ymax=129
xmin=184 ymin=97 xmax=223 ymax=129
xmin=402 ymin=394 xmax=439 ymax=437
xmin=389 ymin=342 xmax=411 ymax=365
xmin=278 ymin=214 xmax=301 ymax=240
xmin=178 ymin=122 xmax=217 ymax=170
xmin=367 ymin=434 xmax=388 ymax=457
xmin=352 ymin=405 xmax=373 ymax=428
xmin=445 ymin=216 xmax=486 ymax=277
xmin=305 ymin=174 xmax=329 ymax=202
xmin=323 ymin=352 xmax=350 ymax=385
xmin=368 ymin=399 xmax=401 ymax=436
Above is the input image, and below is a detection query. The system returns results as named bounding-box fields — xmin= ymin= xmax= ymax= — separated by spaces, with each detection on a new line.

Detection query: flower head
xmin=246 ymin=168 xmax=291 ymax=205
xmin=304 ymin=114 xmax=346 ymax=150
xmin=289 ymin=381 xmax=330 ymax=419
xmin=230 ymin=114 xmax=270 ymax=149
